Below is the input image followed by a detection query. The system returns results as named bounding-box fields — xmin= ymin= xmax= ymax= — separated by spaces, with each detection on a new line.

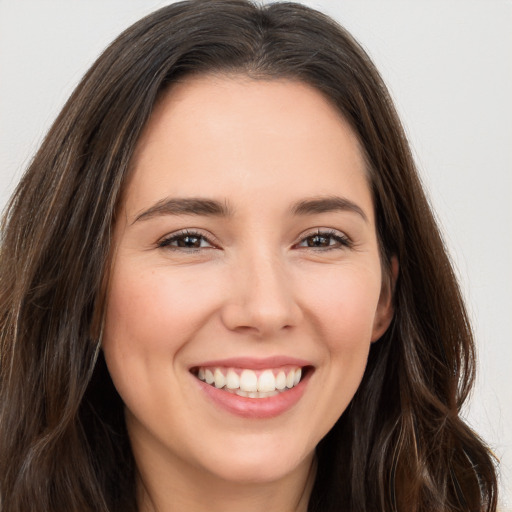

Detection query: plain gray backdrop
xmin=0 ymin=0 xmax=511 ymax=508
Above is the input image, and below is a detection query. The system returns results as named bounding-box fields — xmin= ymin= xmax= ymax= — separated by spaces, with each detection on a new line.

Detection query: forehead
xmin=123 ymin=74 xmax=372 ymax=220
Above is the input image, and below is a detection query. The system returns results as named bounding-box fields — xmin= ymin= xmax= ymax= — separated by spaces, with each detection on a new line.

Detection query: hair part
xmin=0 ymin=1 xmax=497 ymax=511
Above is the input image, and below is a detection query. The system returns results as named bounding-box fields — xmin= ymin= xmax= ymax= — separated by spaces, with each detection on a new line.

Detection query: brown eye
xmin=175 ymin=235 xmax=203 ymax=248
xmin=297 ymin=230 xmax=351 ymax=250
xmin=158 ymin=231 xmax=214 ymax=250
xmin=305 ymin=234 xmax=332 ymax=247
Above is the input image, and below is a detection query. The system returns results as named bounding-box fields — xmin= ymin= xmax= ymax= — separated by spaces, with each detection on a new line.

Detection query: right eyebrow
xmin=291 ymin=195 xmax=369 ymax=223
xmin=132 ymin=197 xmax=233 ymax=224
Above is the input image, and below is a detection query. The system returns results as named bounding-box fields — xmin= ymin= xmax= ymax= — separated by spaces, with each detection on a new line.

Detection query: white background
xmin=1 ymin=0 xmax=511 ymax=508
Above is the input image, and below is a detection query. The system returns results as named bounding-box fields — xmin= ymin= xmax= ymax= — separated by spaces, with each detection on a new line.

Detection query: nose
xmin=220 ymin=250 xmax=303 ymax=337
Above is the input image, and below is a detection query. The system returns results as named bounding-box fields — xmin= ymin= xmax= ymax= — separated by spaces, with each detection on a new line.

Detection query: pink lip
xmin=191 ymin=361 xmax=313 ymax=419
xmin=190 ymin=356 xmax=312 ymax=370
xmin=196 ymin=379 xmax=309 ymax=419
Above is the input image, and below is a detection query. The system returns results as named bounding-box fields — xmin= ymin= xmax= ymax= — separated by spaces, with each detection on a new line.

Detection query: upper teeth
xmin=196 ymin=367 xmax=302 ymax=394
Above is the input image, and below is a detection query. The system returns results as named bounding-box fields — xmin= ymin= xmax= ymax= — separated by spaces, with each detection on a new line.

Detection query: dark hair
xmin=0 ymin=1 xmax=498 ymax=510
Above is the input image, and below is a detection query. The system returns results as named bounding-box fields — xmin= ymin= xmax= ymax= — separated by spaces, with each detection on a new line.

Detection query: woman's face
xmin=103 ymin=75 xmax=394 ymax=487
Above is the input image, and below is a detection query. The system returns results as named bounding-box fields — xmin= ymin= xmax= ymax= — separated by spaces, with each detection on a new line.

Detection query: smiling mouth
xmin=191 ymin=366 xmax=309 ymax=398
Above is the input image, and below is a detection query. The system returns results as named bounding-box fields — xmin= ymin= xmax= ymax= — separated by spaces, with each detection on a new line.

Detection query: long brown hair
xmin=0 ymin=1 xmax=498 ymax=510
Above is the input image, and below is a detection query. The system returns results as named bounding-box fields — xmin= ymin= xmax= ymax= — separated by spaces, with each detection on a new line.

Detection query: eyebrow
xmin=132 ymin=195 xmax=368 ymax=224
xmin=291 ymin=196 xmax=368 ymax=223
xmin=133 ymin=197 xmax=232 ymax=223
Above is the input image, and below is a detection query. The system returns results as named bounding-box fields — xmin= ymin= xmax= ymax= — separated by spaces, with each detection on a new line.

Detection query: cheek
xmin=298 ymin=264 xmax=382 ymax=427
xmin=300 ymin=263 xmax=382 ymax=349
xmin=101 ymin=263 xmax=225 ymax=418
xmin=101 ymin=264 xmax=226 ymax=409
xmin=103 ymin=265 xmax=222 ymax=353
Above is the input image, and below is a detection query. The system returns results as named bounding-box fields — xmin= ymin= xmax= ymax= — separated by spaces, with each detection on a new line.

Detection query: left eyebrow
xmin=132 ymin=197 xmax=232 ymax=224
xmin=291 ymin=196 xmax=369 ymax=223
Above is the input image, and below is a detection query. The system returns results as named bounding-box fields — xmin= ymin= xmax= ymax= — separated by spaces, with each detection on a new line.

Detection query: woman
xmin=0 ymin=1 xmax=498 ymax=511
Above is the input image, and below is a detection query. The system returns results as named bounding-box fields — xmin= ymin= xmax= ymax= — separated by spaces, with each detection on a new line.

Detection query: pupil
xmin=178 ymin=236 xmax=200 ymax=248
xmin=308 ymin=235 xmax=328 ymax=247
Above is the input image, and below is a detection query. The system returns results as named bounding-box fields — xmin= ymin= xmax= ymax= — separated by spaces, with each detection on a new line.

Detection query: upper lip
xmin=190 ymin=356 xmax=312 ymax=370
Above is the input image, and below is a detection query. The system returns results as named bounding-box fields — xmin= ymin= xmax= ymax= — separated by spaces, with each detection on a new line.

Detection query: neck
xmin=136 ymin=452 xmax=317 ymax=512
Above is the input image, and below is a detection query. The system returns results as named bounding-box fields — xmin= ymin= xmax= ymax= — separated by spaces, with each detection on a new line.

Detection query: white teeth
xmin=213 ymin=368 xmax=225 ymax=389
xmin=275 ymin=371 xmax=286 ymax=390
xmin=285 ymin=370 xmax=295 ymax=388
xmin=237 ymin=389 xmax=279 ymax=398
xmin=195 ymin=365 xmax=305 ymax=397
xmin=225 ymin=369 xmax=240 ymax=389
xmin=258 ymin=369 xmax=276 ymax=392
xmin=205 ymin=369 xmax=214 ymax=385
xmin=239 ymin=369 xmax=258 ymax=392
xmin=293 ymin=368 xmax=302 ymax=386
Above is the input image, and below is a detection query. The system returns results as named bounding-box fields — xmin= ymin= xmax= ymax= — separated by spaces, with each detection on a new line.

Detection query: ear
xmin=371 ymin=255 xmax=399 ymax=342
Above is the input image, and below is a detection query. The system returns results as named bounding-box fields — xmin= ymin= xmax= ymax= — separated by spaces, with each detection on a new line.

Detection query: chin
xmin=200 ymin=438 xmax=311 ymax=484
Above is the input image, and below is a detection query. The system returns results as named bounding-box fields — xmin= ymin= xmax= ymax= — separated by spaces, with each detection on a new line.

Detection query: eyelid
xmin=156 ymin=227 xmax=352 ymax=251
xmin=157 ymin=228 xmax=220 ymax=250
xmin=294 ymin=227 xmax=353 ymax=249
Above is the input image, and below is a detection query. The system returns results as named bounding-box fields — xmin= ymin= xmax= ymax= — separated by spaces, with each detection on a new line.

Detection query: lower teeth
xmin=222 ymin=387 xmax=282 ymax=398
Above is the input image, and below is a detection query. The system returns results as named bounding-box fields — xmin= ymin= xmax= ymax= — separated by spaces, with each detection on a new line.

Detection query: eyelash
xmin=295 ymin=229 xmax=352 ymax=250
xmin=157 ymin=230 xmax=215 ymax=251
xmin=157 ymin=228 xmax=352 ymax=252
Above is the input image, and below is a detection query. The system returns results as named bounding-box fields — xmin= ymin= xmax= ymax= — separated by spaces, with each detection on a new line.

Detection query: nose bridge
xmin=222 ymin=242 xmax=301 ymax=334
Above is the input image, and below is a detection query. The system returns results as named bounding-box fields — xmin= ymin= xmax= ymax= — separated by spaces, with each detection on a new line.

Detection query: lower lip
xmin=194 ymin=370 xmax=312 ymax=419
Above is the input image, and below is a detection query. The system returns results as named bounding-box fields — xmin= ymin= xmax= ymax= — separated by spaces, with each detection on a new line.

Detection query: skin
xmin=102 ymin=75 xmax=396 ymax=512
